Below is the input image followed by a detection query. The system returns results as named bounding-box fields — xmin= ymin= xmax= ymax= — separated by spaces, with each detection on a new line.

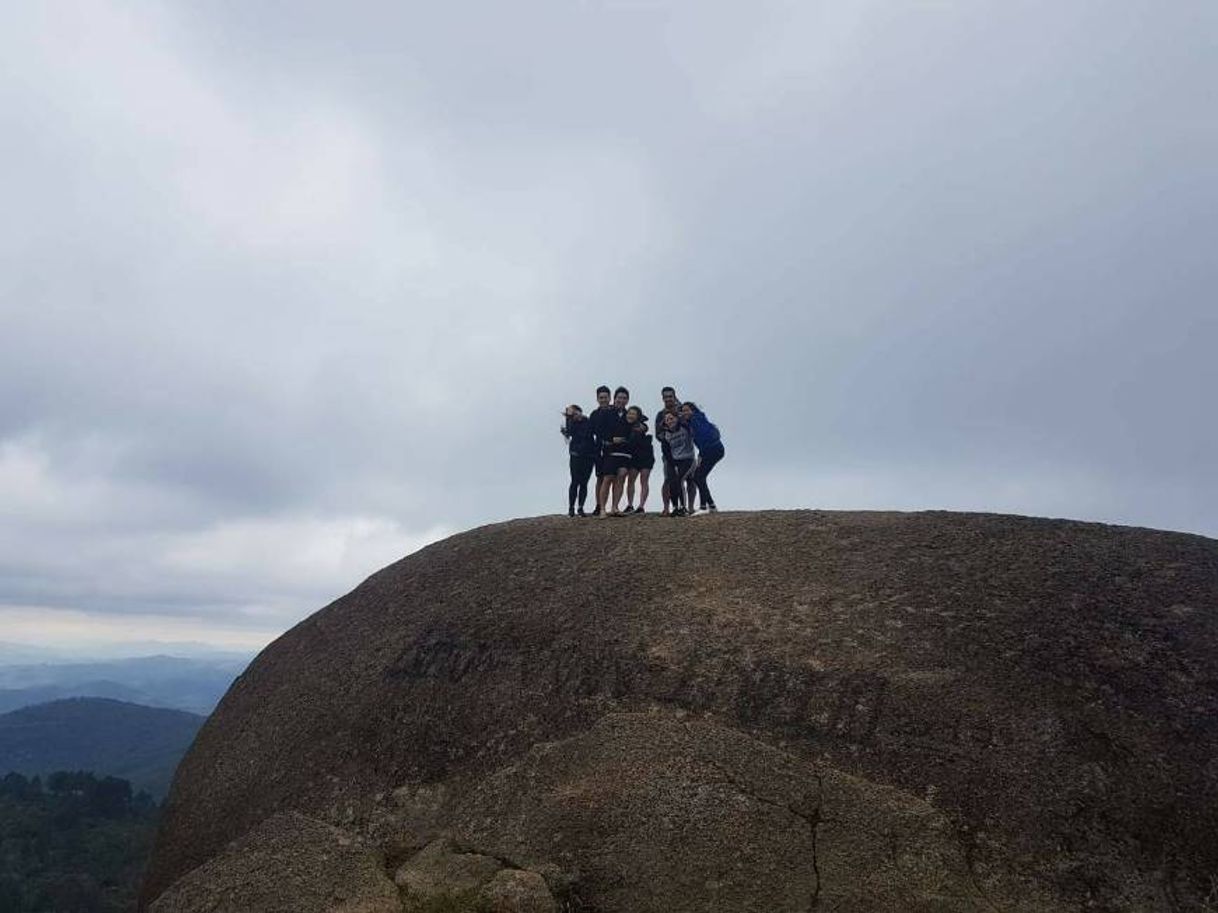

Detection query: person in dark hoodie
xmin=560 ymin=405 xmax=597 ymax=517
xmin=586 ymin=385 xmax=616 ymax=516
xmin=595 ymin=386 xmax=631 ymax=516
xmin=681 ymin=401 xmax=724 ymax=513
xmin=623 ymin=406 xmax=654 ymax=514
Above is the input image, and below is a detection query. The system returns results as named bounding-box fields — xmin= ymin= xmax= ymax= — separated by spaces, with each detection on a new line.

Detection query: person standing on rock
xmin=657 ymin=410 xmax=696 ymax=516
xmin=598 ymin=388 xmax=633 ymax=516
xmin=682 ymin=401 xmax=724 ymax=513
xmin=654 ymin=386 xmax=682 ymax=516
xmin=561 ymin=405 xmax=596 ymax=517
xmin=587 ymin=385 xmax=616 ymax=516
xmin=624 ymin=406 xmax=654 ymax=514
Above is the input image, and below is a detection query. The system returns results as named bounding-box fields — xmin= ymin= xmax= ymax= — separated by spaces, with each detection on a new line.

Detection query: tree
xmin=0 ymin=875 xmax=23 ymax=913
xmin=90 ymin=777 xmax=132 ymax=819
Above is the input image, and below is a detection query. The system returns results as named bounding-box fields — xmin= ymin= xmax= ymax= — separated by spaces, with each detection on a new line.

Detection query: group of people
xmin=561 ymin=385 xmax=726 ymax=517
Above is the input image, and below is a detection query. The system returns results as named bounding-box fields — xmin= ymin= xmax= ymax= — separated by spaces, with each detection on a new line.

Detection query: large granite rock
xmin=148 ymin=812 xmax=399 ymax=913
xmin=142 ymin=511 xmax=1218 ymax=911
xmin=452 ymin=711 xmax=991 ymax=912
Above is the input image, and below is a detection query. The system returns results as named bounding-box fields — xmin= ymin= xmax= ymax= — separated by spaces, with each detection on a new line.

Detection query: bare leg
xmin=626 ymin=468 xmax=638 ymax=508
xmin=610 ymin=471 xmax=627 ymax=513
xmin=638 ymin=468 xmax=651 ymax=510
xmin=660 ymin=477 xmax=671 ymax=514
xmin=597 ymin=474 xmax=612 ymax=514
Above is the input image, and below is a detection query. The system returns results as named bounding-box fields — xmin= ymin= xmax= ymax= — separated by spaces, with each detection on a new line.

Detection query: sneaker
xmin=592 ymin=506 xmax=602 ymax=517
xmin=672 ymin=507 xmax=686 ymax=518
xmin=568 ymin=509 xmax=576 ymax=518
xmin=577 ymin=508 xmax=587 ymax=518
xmin=707 ymin=504 xmax=718 ymax=513
xmin=623 ymin=506 xmax=635 ymax=514
xmin=635 ymin=507 xmax=646 ymax=516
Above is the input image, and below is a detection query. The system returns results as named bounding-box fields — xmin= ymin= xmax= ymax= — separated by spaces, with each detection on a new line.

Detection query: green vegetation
xmin=0 ymin=771 xmax=158 ymax=913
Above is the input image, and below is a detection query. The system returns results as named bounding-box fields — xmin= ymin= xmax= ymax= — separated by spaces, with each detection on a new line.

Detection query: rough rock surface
xmin=394 ymin=838 xmax=502 ymax=903
xmin=391 ymin=838 xmax=560 ymax=912
xmin=478 ymin=869 xmax=557 ymax=913
xmin=143 ymin=511 xmax=1218 ymax=911
xmin=148 ymin=812 xmax=399 ymax=913
xmin=454 ymin=711 xmax=988 ymax=912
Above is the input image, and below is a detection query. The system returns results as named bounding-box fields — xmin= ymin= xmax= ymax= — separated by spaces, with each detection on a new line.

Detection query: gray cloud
xmin=1 ymin=0 xmax=1215 ymax=647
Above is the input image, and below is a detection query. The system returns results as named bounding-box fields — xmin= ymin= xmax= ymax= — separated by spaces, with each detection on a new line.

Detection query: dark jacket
xmin=603 ymin=411 xmax=633 ymax=456
xmin=588 ymin=406 xmax=622 ymax=453
xmin=629 ymin=425 xmax=654 ymax=462
xmin=562 ymin=415 xmax=598 ymax=458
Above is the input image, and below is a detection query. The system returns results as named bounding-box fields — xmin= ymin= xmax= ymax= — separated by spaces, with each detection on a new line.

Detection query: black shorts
xmin=632 ymin=453 xmax=655 ymax=471
xmin=602 ymin=453 xmax=632 ymax=475
xmin=595 ymin=455 xmax=609 ymax=478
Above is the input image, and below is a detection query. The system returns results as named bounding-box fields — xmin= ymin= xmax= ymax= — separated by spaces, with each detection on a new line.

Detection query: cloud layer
xmin=2 ymin=0 xmax=1215 ymax=648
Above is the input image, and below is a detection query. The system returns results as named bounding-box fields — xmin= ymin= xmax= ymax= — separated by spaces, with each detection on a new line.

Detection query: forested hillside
xmin=0 ymin=699 xmax=203 ymax=798
xmin=0 ymin=771 xmax=158 ymax=913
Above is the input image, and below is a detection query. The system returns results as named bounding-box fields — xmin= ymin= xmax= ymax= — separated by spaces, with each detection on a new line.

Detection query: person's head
xmin=680 ymin=402 xmax=696 ymax=420
xmin=613 ymin=386 xmax=629 ymax=409
xmin=625 ymin=406 xmax=642 ymax=425
xmin=663 ymin=411 xmax=678 ymax=430
xmin=568 ymin=404 xmax=584 ymax=420
xmin=661 ymin=386 xmax=678 ymax=409
xmin=595 ymin=385 xmax=611 ymax=407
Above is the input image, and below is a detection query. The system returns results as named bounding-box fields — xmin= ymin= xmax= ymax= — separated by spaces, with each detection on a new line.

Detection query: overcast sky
xmin=1 ymin=1 xmax=1215 ymax=652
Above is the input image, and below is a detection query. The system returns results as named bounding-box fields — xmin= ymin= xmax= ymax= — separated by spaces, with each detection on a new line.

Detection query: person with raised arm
xmin=560 ymin=404 xmax=596 ymax=517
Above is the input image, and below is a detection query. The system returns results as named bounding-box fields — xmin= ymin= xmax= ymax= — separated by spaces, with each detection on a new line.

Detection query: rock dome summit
xmin=142 ymin=511 xmax=1218 ymax=912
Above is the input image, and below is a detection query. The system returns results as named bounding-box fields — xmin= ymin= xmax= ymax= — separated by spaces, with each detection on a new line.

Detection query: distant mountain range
xmin=0 ymin=653 xmax=251 ymax=715
xmin=0 ymin=698 xmax=205 ymax=797
xmin=0 ymin=640 xmax=255 ymax=664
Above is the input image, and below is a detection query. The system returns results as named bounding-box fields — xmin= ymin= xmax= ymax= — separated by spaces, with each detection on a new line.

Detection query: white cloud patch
xmin=159 ymin=514 xmax=449 ymax=605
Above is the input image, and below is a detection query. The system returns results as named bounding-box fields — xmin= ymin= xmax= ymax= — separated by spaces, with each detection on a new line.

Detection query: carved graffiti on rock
xmin=386 ymin=629 xmax=891 ymax=750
